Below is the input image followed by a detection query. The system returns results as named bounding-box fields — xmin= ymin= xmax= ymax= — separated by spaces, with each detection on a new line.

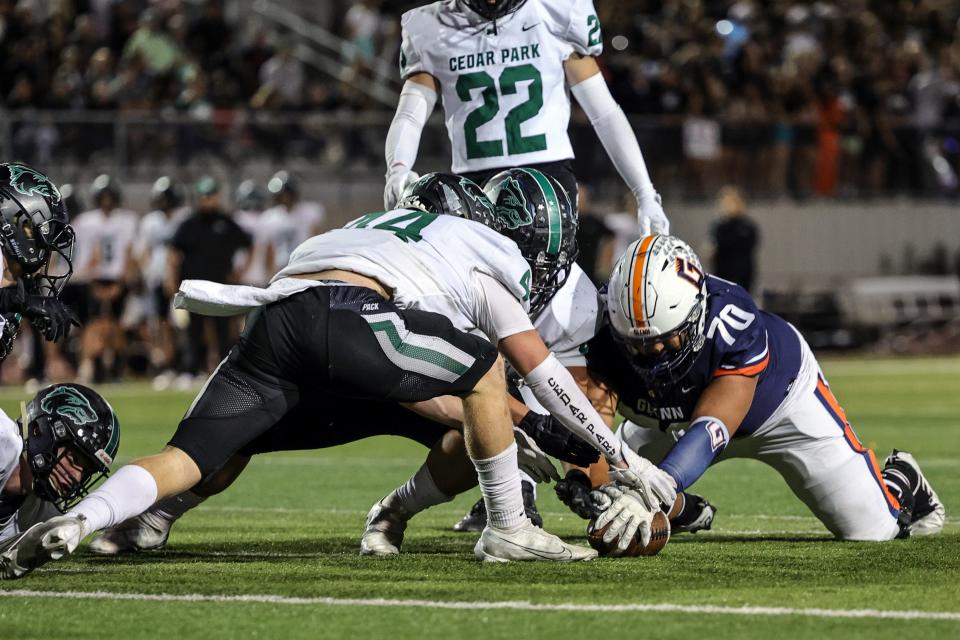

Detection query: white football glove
xmin=607 ymin=445 xmax=677 ymax=511
xmin=384 ymin=169 xmax=420 ymax=210
xmin=637 ymin=190 xmax=669 ymax=236
xmin=514 ymin=427 xmax=560 ymax=484
xmin=590 ymin=483 xmax=655 ymax=554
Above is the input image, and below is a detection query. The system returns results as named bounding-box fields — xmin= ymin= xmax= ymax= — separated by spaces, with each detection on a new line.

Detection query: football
xmin=587 ymin=510 xmax=671 ymax=557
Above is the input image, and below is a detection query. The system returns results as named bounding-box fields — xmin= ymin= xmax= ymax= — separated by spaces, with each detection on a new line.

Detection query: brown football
xmin=587 ymin=510 xmax=671 ymax=557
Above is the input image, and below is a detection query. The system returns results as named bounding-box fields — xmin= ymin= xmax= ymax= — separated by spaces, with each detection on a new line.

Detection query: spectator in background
xmin=344 ymin=0 xmax=383 ymax=68
xmin=710 ymin=185 xmax=759 ymax=293
xmin=122 ymin=9 xmax=181 ymax=76
xmin=186 ymin=0 xmax=230 ymax=71
xmin=167 ymin=176 xmax=251 ymax=378
xmin=253 ymin=37 xmax=303 ymax=109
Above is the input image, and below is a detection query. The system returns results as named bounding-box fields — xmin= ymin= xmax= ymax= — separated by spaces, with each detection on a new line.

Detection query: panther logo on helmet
xmin=7 ymin=164 xmax=61 ymax=203
xmin=40 ymin=385 xmax=99 ymax=426
xmin=494 ymin=178 xmax=533 ymax=229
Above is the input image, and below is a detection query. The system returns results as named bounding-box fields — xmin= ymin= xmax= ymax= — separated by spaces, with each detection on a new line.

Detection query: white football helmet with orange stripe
xmin=606 ymin=235 xmax=707 ymax=383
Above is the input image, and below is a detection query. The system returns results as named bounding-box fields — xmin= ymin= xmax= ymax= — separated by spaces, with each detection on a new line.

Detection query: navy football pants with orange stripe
xmin=619 ymin=333 xmax=901 ymax=541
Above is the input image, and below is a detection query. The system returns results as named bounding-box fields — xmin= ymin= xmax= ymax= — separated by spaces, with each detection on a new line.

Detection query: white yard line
xmin=1 ymin=589 xmax=958 ymax=622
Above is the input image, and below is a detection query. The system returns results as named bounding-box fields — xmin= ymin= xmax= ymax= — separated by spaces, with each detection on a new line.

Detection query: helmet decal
xmin=523 ymin=168 xmax=562 ymax=255
xmin=8 ymin=164 xmax=61 ymax=203
xmin=493 ymin=177 xmax=532 ymax=229
xmin=40 ymin=385 xmax=99 ymax=426
xmin=458 ymin=177 xmax=496 ymax=217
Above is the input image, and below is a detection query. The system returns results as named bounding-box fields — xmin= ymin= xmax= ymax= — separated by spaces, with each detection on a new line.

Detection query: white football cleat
xmin=0 ymin=515 xmax=85 ymax=579
xmin=87 ymin=510 xmax=172 ymax=555
xmin=885 ymin=450 xmax=945 ymax=536
xmin=474 ymin=519 xmax=597 ymax=563
xmin=360 ymin=499 xmax=409 ymax=556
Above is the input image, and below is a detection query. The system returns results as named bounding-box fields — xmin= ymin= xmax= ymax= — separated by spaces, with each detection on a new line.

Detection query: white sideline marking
xmin=1 ymin=589 xmax=959 ymax=622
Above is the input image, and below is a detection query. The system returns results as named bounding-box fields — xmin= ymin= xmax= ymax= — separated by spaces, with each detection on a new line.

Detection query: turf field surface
xmin=0 ymin=356 xmax=958 ymax=639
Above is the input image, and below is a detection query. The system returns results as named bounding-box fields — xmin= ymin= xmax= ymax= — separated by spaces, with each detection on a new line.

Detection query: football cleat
xmin=0 ymin=514 xmax=85 ymax=579
xmin=452 ymin=498 xmax=486 ymax=533
xmin=474 ymin=519 xmax=597 ymax=563
xmin=87 ymin=510 xmax=172 ymax=555
xmin=672 ymin=497 xmax=717 ymax=534
xmin=885 ymin=450 xmax=945 ymax=537
xmin=453 ymin=481 xmax=542 ymax=532
xmin=360 ymin=499 xmax=409 ymax=557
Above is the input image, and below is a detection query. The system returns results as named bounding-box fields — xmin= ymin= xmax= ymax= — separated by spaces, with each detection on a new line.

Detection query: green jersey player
xmin=384 ymin=0 xmax=670 ymax=235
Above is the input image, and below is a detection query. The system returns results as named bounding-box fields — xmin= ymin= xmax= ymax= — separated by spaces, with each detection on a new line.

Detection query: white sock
xmin=472 ymin=442 xmax=525 ymax=530
xmin=152 ymin=490 xmax=206 ymax=523
xmin=387 ymin=464 xmax=453 ymax=517
xmin=67 ymin=465 xmax=159 ymax=537
xmin=519 ymin=469 xmax=537 ymax=498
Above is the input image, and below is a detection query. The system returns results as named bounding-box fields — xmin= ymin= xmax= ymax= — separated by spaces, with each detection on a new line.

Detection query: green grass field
xmin=1 ymin=357 xmax=958 ymax=639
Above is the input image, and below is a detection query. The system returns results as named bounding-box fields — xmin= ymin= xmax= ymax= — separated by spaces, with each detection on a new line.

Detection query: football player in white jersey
xmin=136 ymin=177 xmax=190 ymax=376
xmin=4 ymin=178 xmax=675 ymax=576
xmin=234 ymin=180 xmax=273 ymax=287
xmin=264 ymin=170 xmax=326 ymax=253
xmin=384 ymin=0 xmax=669 ymax=235
xmin=72 ymin=175 xmax=140 ymax=382
xmin=0 ymin=384 xmax=119 ymax=577
xmin=85 ymin=172 xmax=597 ymax=557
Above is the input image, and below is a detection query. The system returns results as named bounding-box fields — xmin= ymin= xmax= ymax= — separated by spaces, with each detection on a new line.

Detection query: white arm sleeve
xmin=384 ymin=80 xmax=437 ymax=178
xmin=474 ymin=272 xmax=535 ymax=344
xmin=571 ymin=73 xmax=655 ymax=201
xmin=523 ymin=353 xmax=624 ymax=465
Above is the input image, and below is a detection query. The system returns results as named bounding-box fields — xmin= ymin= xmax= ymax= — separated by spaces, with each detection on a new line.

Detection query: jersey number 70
xmin=706 ymin=303 xmax=755 ymax=346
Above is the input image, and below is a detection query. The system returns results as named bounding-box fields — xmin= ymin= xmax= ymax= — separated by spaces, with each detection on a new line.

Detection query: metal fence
xmin=5 ymin=109 xmax=960 ymax=202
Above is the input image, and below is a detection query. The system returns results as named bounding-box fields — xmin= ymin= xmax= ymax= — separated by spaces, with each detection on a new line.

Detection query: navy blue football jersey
xmin=587 ymin=276 xmax=803 ymax=436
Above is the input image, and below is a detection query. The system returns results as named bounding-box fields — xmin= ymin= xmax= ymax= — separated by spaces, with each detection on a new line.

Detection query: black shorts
xmin=463 ymin=159 xmax=579 ymax=208
xmin=168 ymin=285 xmax=495 ymax=478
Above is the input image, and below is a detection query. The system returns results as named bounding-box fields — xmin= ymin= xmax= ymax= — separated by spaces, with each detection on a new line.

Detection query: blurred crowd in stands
xmin=2 ymin=1 xmax=960 ymax=199
xmin=0 ymin=171 xmax=325 ymax=387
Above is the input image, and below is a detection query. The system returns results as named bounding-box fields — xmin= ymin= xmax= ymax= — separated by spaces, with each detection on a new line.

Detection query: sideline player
xmin=0 ymin=384 xmax=119 ymax=576
xmin=384 ymin=0 xmax=669 ymax=234
xmin=72 ymin=175 xmax=139 ymax=382
xmin=2 ymin=183 xmax=675 ymax=577
xmin=583 ymin=235 xmax=944 ymax=549
xmin=0 ymin=162 xmax=80 ymax=356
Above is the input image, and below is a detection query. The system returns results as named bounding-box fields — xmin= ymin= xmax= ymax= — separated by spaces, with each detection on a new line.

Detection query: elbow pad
xmin=658 ymin=417 xmax=730 ymax=492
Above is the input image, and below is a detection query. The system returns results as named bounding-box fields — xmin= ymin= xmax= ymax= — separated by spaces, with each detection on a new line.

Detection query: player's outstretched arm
xmin=658 ymin=374 xmax=756 ymax=492
xmin=565 ymin=55 xmax=668 ymax=235
xmin=499 ymin=329 xmax=673 ymax=508
xmin=384 ymin=74 xmax=438 ymax=209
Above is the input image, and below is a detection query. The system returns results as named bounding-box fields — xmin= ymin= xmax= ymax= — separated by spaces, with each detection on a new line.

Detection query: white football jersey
xmin=259 ymin=207 xmax=310 ymax=271
xmin=272 ymin=209 xmax=531 ymax=339
xmin=0 ymin=408 xmax=26 ymax=545
xmin=534 ymin=262 xmax=600 ymax=367
xmin=136 ymin=208 xmax=189 ymax=289
xmin=400 ymin=0 xmax=603 ymax=173
xmin=71 ymin=208 xmax=139 ymax=282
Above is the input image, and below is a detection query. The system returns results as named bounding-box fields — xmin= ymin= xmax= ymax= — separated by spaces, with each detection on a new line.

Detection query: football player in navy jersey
xmin=581 ymin=235 xmax=944 ymax=549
